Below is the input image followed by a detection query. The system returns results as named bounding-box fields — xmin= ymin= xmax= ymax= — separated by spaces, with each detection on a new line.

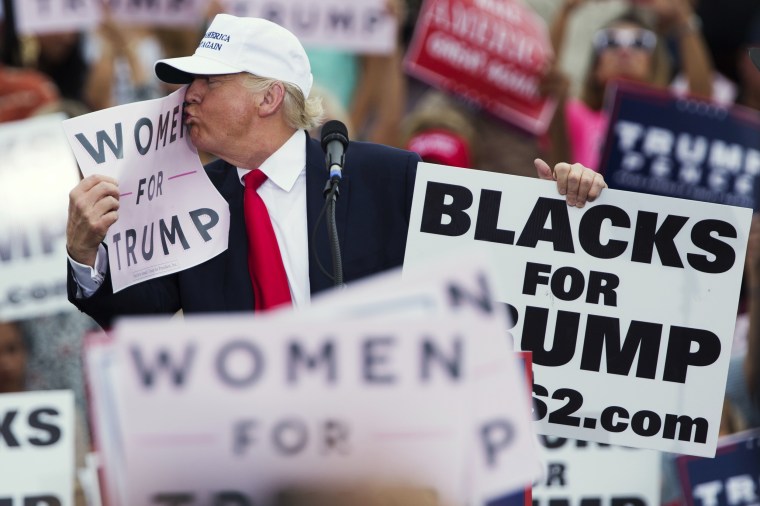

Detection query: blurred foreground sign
xmin=404 ymin=0 xmax=555 ymax=135
xmin=0 ymin=390 xmax=75 ymax=506
xmin=86 ymin=254 xmax=540 ymax=505
xmin=404 ymin=162 xmax=751 ymax=456
xmin=600 ymin=82 xmax=760 ymax=208
xmin=0 ymin=114 xmax=80 ymax=322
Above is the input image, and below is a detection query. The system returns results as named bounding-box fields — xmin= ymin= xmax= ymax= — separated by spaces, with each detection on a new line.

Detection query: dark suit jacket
xmin=68 ymin=134 xmax=420 ymax=329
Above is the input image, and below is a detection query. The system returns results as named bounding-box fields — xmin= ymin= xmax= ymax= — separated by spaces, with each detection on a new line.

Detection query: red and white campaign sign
xmin=404 ymin=0 xmax=555 ymax=135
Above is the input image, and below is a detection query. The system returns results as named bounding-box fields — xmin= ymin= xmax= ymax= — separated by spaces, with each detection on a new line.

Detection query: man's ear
xmin=258 ymin=82 xmax=286 ymax=117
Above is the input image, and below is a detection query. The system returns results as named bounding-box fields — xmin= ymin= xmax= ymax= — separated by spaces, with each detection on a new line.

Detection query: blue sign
xmin=599 ymin=82 xmax=760 ymax=208
xmin=676 ymin=429 xmax=760 ymax=506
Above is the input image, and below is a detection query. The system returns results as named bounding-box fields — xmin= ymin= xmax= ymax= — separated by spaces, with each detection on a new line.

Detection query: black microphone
xmin=321 ymin=120 xmax=349 ymax=182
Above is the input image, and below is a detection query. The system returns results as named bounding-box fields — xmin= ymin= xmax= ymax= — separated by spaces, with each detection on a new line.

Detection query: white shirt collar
xmin=236 ymin=130 xmax=306 ymax=191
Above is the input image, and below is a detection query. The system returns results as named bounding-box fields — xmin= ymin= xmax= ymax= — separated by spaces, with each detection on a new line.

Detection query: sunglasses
xmin=592 ymin=28 xmax=657 ymax=54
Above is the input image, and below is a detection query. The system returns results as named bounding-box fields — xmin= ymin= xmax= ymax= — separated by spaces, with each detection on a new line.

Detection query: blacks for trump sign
xmin=404 ymin=162 xmax=751 ymax=457
xmin=599 ymin=82 xmax=760 ymax=208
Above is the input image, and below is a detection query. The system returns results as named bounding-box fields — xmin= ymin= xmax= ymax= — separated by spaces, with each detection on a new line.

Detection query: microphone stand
xmin=323 ymin=176 xmax=344 ymax=287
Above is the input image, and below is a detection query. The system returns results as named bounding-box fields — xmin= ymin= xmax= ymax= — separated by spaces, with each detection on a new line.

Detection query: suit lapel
xmin=305 ymin=134 xmax=350 ymax=294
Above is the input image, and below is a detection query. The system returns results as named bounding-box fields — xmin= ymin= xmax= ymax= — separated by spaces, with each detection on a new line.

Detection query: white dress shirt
xmin=69 ymin=129 xmax=311 ymax=308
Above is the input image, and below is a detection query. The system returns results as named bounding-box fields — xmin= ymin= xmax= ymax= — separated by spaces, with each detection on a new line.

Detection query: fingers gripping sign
xmin=66 ymin=174 xmax=120 ymax=267
xmin=534 ymin=159 xmax=607 ymax=208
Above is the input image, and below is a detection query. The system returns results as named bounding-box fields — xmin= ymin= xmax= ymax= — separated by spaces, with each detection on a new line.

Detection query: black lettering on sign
xmin=291 ymin=6 xmax=320 ymax=32
xmin=213 ymin=492 xmax=250 ymax=506
xmin=322 ymin=419 xmax=351 ymax=455
xmin=142 ymin=223 xmax=155 ymax=261
xmin=663 ymin=326 xmax=721 ymax=384
xmin=578 ymin=204 xmax=631 ymax=259
xmin=75 ymin=124 xmax=124 ymax=164
xmin=687 ymin=219 xmax=737 ymax=274
xmin=130 ymin=344 xmax=196 ymax=388
xmin=363 ymin=336 xmax=396 ymax=384
xmin=159 ymin=215 xmax=190 ymax=255
xmin=0 ymin=410 xmax=19 ymax=447
xmin=153 ymin=493 xmax=194 ymax=505
xmin=631 ymin=211 xmax=688 ymax=267
xmin=216 ymin=341 xmax=265 ymax=388
xmin=480 ymin=419 xmax=514 ymax=467
xmin=28 ymin=408 xmax=61 ymax=446
xmin=23 ymin=496 xmax=62 ymax=506
xmin=447 ymin=272 xmax=493 ymax=314
xmin=474 ymin=189 xmax=515 ymax=245
xmin=189 ymin=208 xmax=219 ymax=242
xmin=516 ymin=197 xmax=574 ymax=253
xmin=521 ymin=307 xmax=579 ymax=367
xmin=272 ymin=418 xmax=308 ymax=456
xmin=233 ymin=419 xmax=257 ymax=455
xmin=580 ymin=316 xmax=663 ymax=379
xmin=134 ymin=117 xmax=153 ymax=155
xmin=287 ymin=341 xmax=336 ymax=384
xmin=328 ymin=7 xmax=354 ymax=31
xmin=420 ymin=338 xmax=462 ymax=382
xmin=420 ymin=182 xmax=473 ymax=236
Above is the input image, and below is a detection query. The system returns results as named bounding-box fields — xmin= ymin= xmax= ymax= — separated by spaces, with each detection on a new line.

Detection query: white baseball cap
xmin=154 ymin=14 xmax=313 ymax=98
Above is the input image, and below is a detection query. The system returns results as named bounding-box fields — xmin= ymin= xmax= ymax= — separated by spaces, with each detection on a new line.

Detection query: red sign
xmin=404 ymin=0 xmax=555 ymax=135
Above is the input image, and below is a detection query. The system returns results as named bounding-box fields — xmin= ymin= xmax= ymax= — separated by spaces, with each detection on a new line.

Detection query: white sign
xmin=404 ymin=162 xmax=751 ymax=457
xmin=0 ymin=390 xmax=75 ymax=505
xmin=307 ymin=252 xmax=539 ymax=504
xmin=62 ymin=87 xmax=230 ymax=293
xmin=221 ymin=0 xmax=398 ymax=54
xmin=84 ymin=311 xmax=527 ymax=505
xmin=533 ymin=437 xmax=660 ymax=506
xmin=107 ymin=0 xmax=205 ymax=28
xmin=13 ymin=0 xmax=100 ymax=36
xmin=0 ymin=114 xmax=81 ymax=322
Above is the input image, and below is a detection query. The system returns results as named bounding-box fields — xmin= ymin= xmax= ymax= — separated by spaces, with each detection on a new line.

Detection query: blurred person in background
xmin=735 ymin=9 xmax=760 ymax=111
xmin=401 ymin=91 xmax=475 ymax=168
xmin=83 ymin=5 xmax=166 ymax=110
xmin=0 ymin=321 xmax=29 ymax=393
xmin=0 ymin=319 xmax=90 ymax=505
xmin=542 ymin=0 xmax=714 ymax=170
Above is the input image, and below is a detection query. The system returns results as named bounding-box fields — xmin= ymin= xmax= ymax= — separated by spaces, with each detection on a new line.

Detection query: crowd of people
xmin=1 ymin=0 xmax=760 ymax=503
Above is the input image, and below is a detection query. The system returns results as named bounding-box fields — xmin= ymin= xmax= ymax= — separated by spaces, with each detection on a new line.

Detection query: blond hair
xmin=242 ymin=74 xmax=324 ymax=130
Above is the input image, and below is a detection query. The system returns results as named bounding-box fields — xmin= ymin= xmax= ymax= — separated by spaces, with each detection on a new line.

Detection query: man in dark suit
xmin=66 ymin=14 xmax=606 ymax=329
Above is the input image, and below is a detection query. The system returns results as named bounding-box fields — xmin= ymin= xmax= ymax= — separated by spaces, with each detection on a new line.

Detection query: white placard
xmin=533 ymin=437 xmax=660 ymax=506
xmin=0 ymin=390 xmax=75 ymax=505
xmin=404 ymin=162 xmax=751 ymax=457
xmin=221 ymin=0 xmax=397 ymax=54
xmin=0 ymin=114 xmax=81 ymax=321
xmin=13 ymin=0 xmax=100 ymax=36
xmin=108 ymin=0 xmax=205 ymax=27
xmin=307 ymin=252 xmax=540 ymax=503
xmin=62 ymin=87 xmax=230 ymax=293
xmin=104 ymin=312 xmax=520 ymax=505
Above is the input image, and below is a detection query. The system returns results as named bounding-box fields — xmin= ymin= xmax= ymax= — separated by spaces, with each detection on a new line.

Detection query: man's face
xmin=0 ymin=322 xmax=27 ymax=393
xmin=183 ymin=73 xmax=260 ymax=158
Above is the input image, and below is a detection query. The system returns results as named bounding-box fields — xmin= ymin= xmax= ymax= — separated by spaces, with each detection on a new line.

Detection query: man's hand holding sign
xmin=66 ymin=174 xmax=120 ymax=269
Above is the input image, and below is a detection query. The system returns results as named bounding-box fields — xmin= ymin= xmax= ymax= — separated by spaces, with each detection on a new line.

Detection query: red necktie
xmin=243 ymin=170 xmax=292 ymax=311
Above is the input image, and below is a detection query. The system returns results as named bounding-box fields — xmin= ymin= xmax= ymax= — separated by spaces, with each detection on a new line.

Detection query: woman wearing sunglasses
xmin=542 ymin=0 xmax=714 ymax=172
